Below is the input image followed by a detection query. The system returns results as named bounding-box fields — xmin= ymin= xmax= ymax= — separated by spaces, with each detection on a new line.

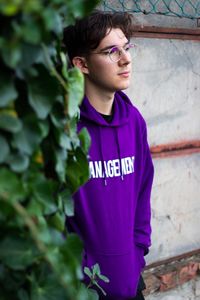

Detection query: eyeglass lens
xmin=109 ymin=44 xmax=135 ymax=62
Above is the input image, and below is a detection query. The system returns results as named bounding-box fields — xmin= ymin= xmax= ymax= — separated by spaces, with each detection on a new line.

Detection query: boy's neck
xmin=85 ymin=82 xmax=115 ymax=115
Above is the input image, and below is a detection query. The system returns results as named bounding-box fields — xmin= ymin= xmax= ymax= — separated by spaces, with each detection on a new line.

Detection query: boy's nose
xmin=119 ymin=49 xmax=131 ymax=64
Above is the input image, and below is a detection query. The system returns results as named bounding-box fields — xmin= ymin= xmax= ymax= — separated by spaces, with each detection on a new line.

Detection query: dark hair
xmin=63 ymin=10 xmax=133 ymax=63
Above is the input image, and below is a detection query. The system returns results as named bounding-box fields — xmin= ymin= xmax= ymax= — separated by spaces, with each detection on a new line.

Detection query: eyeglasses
xmin=92 ymin=43 xmax=137 ymax=63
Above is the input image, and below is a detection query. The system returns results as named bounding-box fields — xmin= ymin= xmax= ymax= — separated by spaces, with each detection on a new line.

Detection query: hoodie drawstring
xmin=115 ymin=128 xmax=124 ymax=181
xmin=98 ymin=128 xmax=107 ymax=186
xmin=98 ymin=127 xmax=124 ymax=186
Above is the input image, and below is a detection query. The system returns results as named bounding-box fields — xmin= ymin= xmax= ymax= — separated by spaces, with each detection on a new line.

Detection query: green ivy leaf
xmin=0 ymin=168 xmax=25 ymax=202
xmin=12 ymin=116 xmax=44 ymax=155
xmin=20 ymin=17 xmax=42 ymax=44
xmin=27 ymin=66 xmax=60 ymax=119
xmin=68 ymin=67 xmax=84 ymax=117
xmin=75 ymin=146 xmax=90 ymax=185
xmin=42 ymin=9 xmax=62 ymax=35
xmin=59 ymin=233 xmax=83 ymax=281
xmin=78 ymin=127 xmax=91 ymax=153
xmin=1 ymin=42 xmax=22 ymax=68
xmin=27 ymin=197 xmax=44 ymax=217
xmin=0 ymin=113 xmax=22 ymax=133
xmin=58 ymin=132 xmax=72 ymax=150
xmin=0 ymin=236 xmax=41 ymax=270
xmin=64 ymin=233 xmax=83 ymax=261
xmin=6 ymin=152 xmax=29 ymax=173
xmin=19 ymin=43 xmax=43 ymax=69
xmin=0 ymin=73 xmax=18 ymax=107
xmin=66 ymin=147 xmax=89 ymax=193
xmin=0 ymin=135 xmax=10 ymax=163
xmin=55 ymin=148 xmax=67 ymax=182
xmin=65 ymin=157 xmax=81 ymax=193
xmin=30 ymin=273 xmax=67 ymax=300
xmin=60 ymin=189 xmax=74 ymax=217
xmin=31 ymin=177 xmax=58 ymax=215
xmin=59 ymin=188 xmax=74 ymax=216
xmin=47 ymin=211 xmax=65 ymax=232
xmin=36 ymin=215 xmax=52 ymax=244
xmin=38 ymin=120 xmax=49 ymax=139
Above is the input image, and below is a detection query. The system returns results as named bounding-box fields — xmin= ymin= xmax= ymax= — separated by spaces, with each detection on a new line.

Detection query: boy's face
xmin=75 ymin=28 xmax=132 ymax=93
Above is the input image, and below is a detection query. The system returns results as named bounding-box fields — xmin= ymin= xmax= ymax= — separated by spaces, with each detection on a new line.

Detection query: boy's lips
xmin=118 ymin=71 xmax=130 ymax=77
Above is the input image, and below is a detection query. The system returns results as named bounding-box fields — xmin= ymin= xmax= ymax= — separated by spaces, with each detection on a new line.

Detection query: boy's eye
xmin=102 ymin=47 xmax=118 ymax=55
xmin=103 ymin=51 xmax=110 ymax=55
xmin=110 ymin=47 xmax=119 ymax=54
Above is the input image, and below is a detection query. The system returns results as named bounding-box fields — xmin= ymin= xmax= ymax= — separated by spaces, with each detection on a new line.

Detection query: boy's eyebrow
xmin=99 ymin=41 xmax=129 ymax=52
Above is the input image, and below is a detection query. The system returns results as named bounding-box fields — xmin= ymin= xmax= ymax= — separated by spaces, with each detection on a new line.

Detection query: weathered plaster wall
xmin=127 ymin=37 xmax=200 ymax=265
xmin=148 ymin=153 xmax=200 ymax=263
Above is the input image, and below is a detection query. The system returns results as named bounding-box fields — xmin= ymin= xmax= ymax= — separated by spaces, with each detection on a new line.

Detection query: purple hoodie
xmin=67 ymin=91 xmax=154 ymax=299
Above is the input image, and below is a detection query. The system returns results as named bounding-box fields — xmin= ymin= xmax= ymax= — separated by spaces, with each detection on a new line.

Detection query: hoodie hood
xmin=79 ymin=91 xmax=132 ymax=185
xmin=80 ymin=90 xmax=131 ymax=127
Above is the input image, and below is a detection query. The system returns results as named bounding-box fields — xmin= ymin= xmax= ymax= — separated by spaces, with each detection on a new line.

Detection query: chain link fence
xmin=102 ymin=0 xmax=200 ymax=19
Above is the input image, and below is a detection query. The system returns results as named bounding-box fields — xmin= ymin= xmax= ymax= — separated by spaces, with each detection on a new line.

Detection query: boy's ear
xmin=72 ymin=56 xmax=89 ymax=74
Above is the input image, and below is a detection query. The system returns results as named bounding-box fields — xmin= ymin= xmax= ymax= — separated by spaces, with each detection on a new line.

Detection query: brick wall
xmin=143 ymin=251 xmax=200 ymax=298
xmin=145 ymin=279 xmax=200 ymax=300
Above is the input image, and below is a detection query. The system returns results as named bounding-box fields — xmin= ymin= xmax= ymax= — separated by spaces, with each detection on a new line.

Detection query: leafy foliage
xmin=0 ymin=0 xmax=100 ymax=299
xmin=84 ymin=264 xmax=110 ymax=296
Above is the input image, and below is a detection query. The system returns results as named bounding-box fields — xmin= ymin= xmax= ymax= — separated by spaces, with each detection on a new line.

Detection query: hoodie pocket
xmin=82 ymin=245 xmax=144 ymax=299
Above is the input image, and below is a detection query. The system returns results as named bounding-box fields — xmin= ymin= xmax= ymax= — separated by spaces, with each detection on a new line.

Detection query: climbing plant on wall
xmin=0 ymin=1 xmax=100 ymax=299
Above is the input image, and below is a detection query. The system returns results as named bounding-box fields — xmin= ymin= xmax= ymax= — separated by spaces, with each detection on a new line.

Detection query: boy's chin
xmin=118 ymin=82 xmax=130 ymax=91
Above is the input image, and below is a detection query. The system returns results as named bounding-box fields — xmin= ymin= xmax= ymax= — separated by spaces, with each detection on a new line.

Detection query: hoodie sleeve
xmin=134 ymin=122 xmax=154 ymax=255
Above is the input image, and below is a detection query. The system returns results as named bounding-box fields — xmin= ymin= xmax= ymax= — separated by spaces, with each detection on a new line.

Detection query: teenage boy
xmin=63 ymin=10 xmax=154 ymax=300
